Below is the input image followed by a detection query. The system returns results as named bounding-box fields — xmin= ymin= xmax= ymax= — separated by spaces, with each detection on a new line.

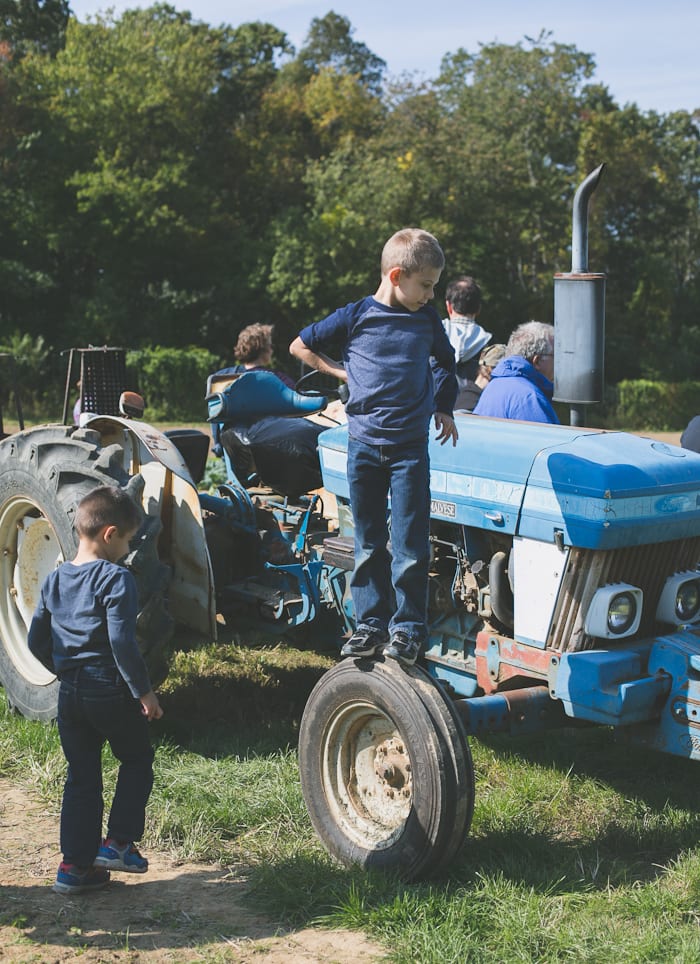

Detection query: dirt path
xmin=0 ymin=778 xmax=386 ymax=963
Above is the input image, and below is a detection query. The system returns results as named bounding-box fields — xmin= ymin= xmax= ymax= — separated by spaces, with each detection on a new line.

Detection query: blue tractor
xmin=2 ymin=167 xmax=700 ymax=881
xmin=301 ymin=411 xmax=700 ymax=879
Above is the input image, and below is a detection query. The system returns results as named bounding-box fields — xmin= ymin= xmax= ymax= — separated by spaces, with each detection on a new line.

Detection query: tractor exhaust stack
xmin=553 ymin=163 xmax=607 ymax=427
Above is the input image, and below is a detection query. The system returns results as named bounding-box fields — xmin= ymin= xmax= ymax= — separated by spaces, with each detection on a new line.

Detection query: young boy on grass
xmin=28 ymin=485 xmax=163 ymax=895
xmin=290 ymin=227 xmax=458 ymax=666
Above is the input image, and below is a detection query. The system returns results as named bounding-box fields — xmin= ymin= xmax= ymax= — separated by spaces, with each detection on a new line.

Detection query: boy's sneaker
xmin=384 ymin=631 xmax=421 ymax=667
xmin=340 ymin=625 xmax=389 ymax=658
xmin=52 ymin=862 xmax=110 ymax=895
xmin=94 ymin=838 xmax=149 ymax=874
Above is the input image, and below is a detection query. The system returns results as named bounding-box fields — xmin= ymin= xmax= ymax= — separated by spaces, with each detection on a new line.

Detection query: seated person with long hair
xmin=210 ymin=323 xmax=331 ymax=497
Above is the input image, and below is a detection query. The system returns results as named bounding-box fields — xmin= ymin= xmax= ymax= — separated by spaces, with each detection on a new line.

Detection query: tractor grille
xmin=549 ymin=536 xmax=700 ymax=652
xmin=80 ymin=348 xmax=127 ymax=417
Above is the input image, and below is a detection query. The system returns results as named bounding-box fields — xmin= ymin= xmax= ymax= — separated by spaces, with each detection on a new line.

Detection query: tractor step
xmin=321 ymin=535 xmax=354 ymax=571
xmin=221 ymin=579 xmax=303 ymax=620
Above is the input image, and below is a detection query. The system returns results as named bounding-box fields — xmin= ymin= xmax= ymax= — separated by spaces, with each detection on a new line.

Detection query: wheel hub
xmin=0 ymin=497 xmax=61 ymax=685
xmin=322 ymin=700 xmax=413 ymax=849
xmin=374 ymin=737 xmax=412 ymax=796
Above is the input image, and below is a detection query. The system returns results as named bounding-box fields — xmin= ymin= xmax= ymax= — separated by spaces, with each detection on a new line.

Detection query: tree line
xmin=0 ymin=1 xmax=698 ymax=386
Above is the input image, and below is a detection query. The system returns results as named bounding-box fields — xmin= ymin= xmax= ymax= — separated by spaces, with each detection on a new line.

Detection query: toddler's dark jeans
xmin=57 ymin=666 xmax=154 ymax=867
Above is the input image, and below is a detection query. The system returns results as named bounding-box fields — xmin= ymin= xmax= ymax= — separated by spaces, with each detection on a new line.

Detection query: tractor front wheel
xmin=298 ymin=657 xmax=474 ymax=881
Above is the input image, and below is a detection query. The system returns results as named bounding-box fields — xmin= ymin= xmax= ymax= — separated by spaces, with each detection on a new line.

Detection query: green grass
xmin=3 ymin=640 xmax=700 ymax=963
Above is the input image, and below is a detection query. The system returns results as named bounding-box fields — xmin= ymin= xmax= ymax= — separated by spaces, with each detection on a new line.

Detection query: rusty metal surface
xmin=84 ymin=416 xmax=217 ymax=639
xmin=454 ymin=685 xmax=570 ymax=736
xmin=475 ymin=630 xmax=553 ymax=694
xmin=85 ymin=416 xmax=194 ymax=483
xmin=323 ymin=699 xmax=412 ymax=847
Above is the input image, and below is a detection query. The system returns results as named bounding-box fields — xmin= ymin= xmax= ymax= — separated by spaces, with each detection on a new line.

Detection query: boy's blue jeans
xmin=347 ymin=436 xmax=430 ymax=642
xmin=57 ymin=666 xmax=154 ymax=867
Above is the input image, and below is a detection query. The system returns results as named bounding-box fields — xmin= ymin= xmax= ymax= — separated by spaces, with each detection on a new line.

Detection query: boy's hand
xmin=434 ymin=413 xmax=458 ymax=446
xmin=140 ymin=690 xmax=163 ymax=721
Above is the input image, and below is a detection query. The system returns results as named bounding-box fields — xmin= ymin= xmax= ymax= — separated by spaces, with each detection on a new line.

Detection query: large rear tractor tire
xmin=299 ymin=657 xmax=474 ymax=881
xmin=0 ymin=426 xmax=172 ymax=721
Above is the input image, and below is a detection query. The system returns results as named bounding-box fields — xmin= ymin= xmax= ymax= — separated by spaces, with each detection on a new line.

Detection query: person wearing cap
xmin=454 ymin=343 xmax=507 ymax=413
xmin=443 ymin=276 xmax=492 ymax=393
xmin=473 ymin=321 xmax=558 ymax=424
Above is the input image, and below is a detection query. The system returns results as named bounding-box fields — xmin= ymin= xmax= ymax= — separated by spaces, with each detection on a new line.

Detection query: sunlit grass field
xmin=3 ymin=623 xmax=700 ymax=964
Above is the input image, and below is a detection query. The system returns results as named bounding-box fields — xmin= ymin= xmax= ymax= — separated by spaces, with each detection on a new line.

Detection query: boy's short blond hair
xmin=381 ymin=228 xmax=445 ymax=276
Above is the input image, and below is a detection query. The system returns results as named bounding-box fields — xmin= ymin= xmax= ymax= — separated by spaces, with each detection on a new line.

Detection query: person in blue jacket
xmin=290 ymin=227 xmax=458 ymax=667
xmin=472 ymin=321 xmax=559 ymax=424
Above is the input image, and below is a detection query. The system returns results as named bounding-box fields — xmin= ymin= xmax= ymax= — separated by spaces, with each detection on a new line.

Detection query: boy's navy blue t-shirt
xmin=299 ymin=297 xmax=457 ymax=445
xmin=28 ymin=559 xmax=151 ymax=699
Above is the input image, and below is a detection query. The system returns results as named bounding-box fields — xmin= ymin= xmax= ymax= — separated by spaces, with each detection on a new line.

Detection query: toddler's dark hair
xmin=75 ymin=485 xmax=143 ymax=539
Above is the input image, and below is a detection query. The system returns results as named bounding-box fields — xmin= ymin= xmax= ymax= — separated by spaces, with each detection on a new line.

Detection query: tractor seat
xmin=206 ymin=369 xmax=327 ymax=423
xmin=206 ymin=371 xmax=329 ymax=499
xmin=164 ymin=428 xmax=211 ymax=486
xmin=220 ymin=417 xmax=326 ymax=499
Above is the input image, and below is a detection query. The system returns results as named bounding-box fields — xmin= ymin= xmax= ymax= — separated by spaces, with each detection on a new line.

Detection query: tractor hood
xmin=318 ymin=416 xmax=700 ymax=550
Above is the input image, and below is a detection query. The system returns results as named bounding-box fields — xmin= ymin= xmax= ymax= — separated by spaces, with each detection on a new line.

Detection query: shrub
xmin=0 ymin=332 xmax=55 ymax=419
xmin=616 ymin=380 xmax=700 ymax=432
xmin=127 ymin=346 xmax=219 ymax=421
xmin=201 ymin=455 xmax=227 ymax=493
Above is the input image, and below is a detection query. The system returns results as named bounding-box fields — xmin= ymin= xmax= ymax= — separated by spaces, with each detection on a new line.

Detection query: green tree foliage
xmin=0 ymin=9 xmax=698 ymax=396
xmin=292 ymin=11 xmax=385 ymax=94
xmin=127 ymin=345 xmax=217 ymax=420
xmin=431 ymin=34 xmax=597 ymax=332
xmin=0 ymin=19 xmax=63 ymax=342
xmin=2 ymin=6 xmax=299 ymax=349
xmin=270 ymin=34 xmax=600 ymax=344
xmin=0 ymin=331 xmax=49 ymax=417
xmin=0 ymin=0 xmax=69 ymax=57
xmin=267 ymin=142 xmax=430 ymax=325
xmin=616 ymin=379 xmax=700 ymax=431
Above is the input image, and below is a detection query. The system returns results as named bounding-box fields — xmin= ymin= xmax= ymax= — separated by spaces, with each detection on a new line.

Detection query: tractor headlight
xmin=656 ymin=572 xmax=700 ymax=626
xmin=584 ymin=583 xmax=643 ymax=639
xmin=607 ymin=592 xmax=638 ymax=634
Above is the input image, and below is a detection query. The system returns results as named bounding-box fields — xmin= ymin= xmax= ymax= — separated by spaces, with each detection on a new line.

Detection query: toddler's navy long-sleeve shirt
xmin=28 ymin=559 xmax=151 ymax=699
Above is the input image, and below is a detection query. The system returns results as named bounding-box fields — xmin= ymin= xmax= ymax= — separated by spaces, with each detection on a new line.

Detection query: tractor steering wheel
xmin=294 ymin=368 xmax=348 ymax=404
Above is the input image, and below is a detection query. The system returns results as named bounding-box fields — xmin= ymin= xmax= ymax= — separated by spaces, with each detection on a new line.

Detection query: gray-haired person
xmin=472 ymin=321 xmax=558 ymax=424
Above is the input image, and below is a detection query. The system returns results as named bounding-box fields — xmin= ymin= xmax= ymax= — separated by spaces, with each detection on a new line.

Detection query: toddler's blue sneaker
xmin=52 ymin=862 xmax=110 ymax=894
xmin=94 ymin=838 xmax=149 ymax=873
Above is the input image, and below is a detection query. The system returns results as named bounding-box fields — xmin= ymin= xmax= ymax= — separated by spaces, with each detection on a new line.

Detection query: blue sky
xmin=68 ymin=0 xmax=699 ymax=115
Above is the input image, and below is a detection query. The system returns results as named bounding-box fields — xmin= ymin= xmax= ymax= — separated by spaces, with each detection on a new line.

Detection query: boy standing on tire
xmin=290 ymin=228 xmax=458 ymax=666
xmin=28 ymin=485 xmax=163 ymax=895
